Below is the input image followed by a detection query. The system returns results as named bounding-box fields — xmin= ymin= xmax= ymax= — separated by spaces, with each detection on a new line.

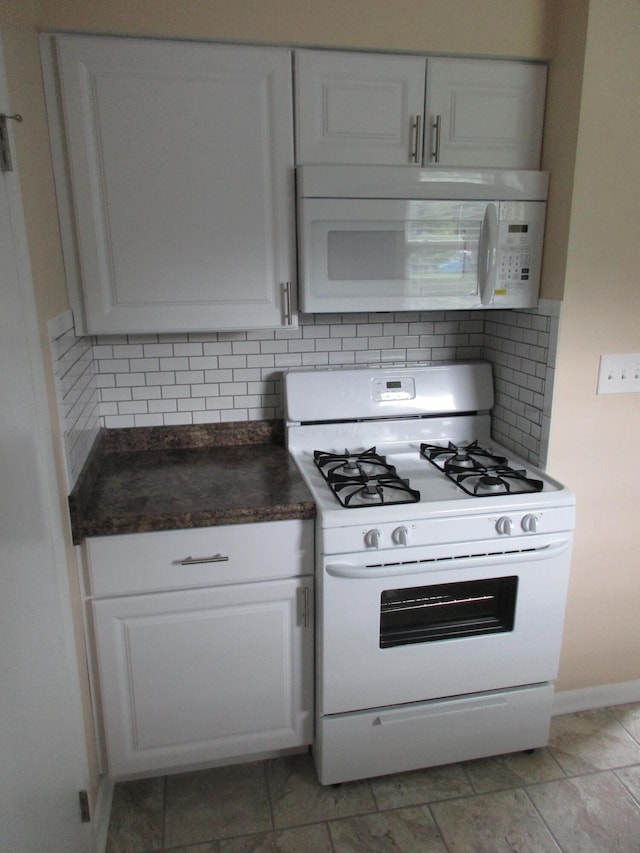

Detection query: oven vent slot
xmin=366 ymin=546 xmax=538 ymax=569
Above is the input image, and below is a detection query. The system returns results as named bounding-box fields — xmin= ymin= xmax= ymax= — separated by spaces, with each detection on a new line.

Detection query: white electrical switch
xmin=597 ymin=353 xmax=640 ymax=394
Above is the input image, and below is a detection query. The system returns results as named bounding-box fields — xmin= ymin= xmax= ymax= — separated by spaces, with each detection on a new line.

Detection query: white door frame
xmin=0 ymin=35 xmax=92 ymax=853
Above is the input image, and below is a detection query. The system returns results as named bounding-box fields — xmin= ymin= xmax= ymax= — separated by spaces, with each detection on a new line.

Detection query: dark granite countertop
xmin=69 ymin=421 xmax=315 ymax=544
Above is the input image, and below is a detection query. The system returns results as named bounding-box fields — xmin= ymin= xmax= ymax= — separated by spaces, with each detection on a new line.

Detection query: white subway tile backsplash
xmin=48 ymin=310 xmax=100 ymax=488
xmin=482 ymin=304 xmax=560 ymax=466
xmin=47 ymin=304 xmax=562 ymax=482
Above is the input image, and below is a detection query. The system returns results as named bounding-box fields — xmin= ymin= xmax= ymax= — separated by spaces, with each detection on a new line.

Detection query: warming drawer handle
xmin=178 ymin=554 xmax=229 ymax=566
xmin=373 ymin=694 xmax=508 ymax=726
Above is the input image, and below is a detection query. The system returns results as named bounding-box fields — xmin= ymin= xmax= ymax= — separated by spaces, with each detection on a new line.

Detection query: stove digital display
xmin=373 ymin=376 xmax=415 ymax=401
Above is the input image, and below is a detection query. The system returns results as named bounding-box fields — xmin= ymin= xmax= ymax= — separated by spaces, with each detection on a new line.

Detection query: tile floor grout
xmin=106 ymin=703 xmax=640 ymax=852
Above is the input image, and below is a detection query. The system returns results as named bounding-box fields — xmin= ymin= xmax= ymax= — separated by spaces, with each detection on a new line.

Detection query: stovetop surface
xmin=287 ymin=423 xmax=572 ymax=528
xmin=283 ymin=363 xmax=574 ymax=530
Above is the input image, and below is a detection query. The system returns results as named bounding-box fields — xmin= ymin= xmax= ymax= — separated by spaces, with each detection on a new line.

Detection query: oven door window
xmin=380 ymin=576 xmax=518 ymax=648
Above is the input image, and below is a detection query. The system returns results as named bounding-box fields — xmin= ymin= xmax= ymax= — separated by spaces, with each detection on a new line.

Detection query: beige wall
xmin=36 ymin=0 xmax=551 ymax=58
xmin=538 ymin=0 xmax=588 ymax=301
xmin=1 ymin=0 xmax=639 ymax=805
xmin=548 ymin=0 xmax=640 ymax=690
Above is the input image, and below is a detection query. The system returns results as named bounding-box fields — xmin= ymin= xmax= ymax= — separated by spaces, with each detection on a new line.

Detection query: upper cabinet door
xmin=425 ymin=58 xmax=547 ymax=169
xmin=52 ymin=36 xmax=296 ymax=334
xmin=295 ymin=50 xmax=427 ymax=165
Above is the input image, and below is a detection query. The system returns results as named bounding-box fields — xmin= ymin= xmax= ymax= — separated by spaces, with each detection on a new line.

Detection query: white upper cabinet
xmin=295 ymin=50 xmax=546 ymax=170
xmin=47 ymin=36 xmax=297 ymax=334
xmin=425 ymin=58 xmax=547 ymax=168
xmin=295 ymin=50 xmax=427 ymax=165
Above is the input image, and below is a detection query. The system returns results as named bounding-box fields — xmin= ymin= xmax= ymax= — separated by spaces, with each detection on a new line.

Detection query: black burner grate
xmin=314 ymin=447 xmax=420 ymax=508
xmin=420 ymin=441 xmax=543 ymax=497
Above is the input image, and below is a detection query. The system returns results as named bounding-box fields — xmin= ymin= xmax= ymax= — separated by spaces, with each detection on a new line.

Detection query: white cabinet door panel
xmin=54 ymin=36 xmax=295 ymax=333
xmin=92 ymin=579 xmax=313 ymax=777
xmin=426 ymin=58 xmax=546 ymax=168
xmin=295 ymin=50 xmax=426 ymax=165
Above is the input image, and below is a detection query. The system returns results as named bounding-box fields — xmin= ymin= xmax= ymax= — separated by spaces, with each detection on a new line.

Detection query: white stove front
xmin=283 ymin=363 xmax=575 ymax=786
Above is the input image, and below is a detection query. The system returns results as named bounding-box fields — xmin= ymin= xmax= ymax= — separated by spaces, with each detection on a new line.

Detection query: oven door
xmin=317 ymin=535 xmax=572 ymax=716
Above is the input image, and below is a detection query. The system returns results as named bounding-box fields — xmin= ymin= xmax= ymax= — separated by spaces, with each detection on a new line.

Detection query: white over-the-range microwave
xmin=296 ymin=165 xmax=548 ymax=313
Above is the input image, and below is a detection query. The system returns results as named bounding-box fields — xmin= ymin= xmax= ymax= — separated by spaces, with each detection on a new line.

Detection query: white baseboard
xmin=553 ymin=679 xmax=640 ymax=716
xmin=91 ymin=774 xmax=114 ymax=853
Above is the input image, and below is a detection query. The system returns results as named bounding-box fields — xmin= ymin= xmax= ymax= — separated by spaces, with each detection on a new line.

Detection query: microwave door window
xmin=328 ymin=230 xmax=406 ymax=281
xmin=324 ymin=202 xmax=486 ymax=297
xmin=408 ymin=200 xmax=485 ymax=296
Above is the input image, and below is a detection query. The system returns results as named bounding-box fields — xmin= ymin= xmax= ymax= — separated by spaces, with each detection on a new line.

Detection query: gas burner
xmin=314 ymin=446 xmax=420 ymax=508
xmin=455 ymin=467 xmax=544 ymax=497
xmin=334 ymin=476 xmax=420 ymax=508
xmin=314 ymin=447 xmax=395 ymax=479
xmin=420 ymin=442 xmax=543 ymax=497
xmin=421 ymin=440 xmax=508 ymax=473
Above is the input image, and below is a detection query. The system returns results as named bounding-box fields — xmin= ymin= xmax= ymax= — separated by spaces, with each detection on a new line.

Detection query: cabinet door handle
xmin=431 ymin=114 xmax=442 ymax=163
xmin=178 ymin=554 xmax=229 ymax=565
xmin=410 ymin=114 xmax=422 ymax=163
xmin=283 ymin=281 xmax=293 ymax=325
xmin=301 ymin=586 xmax=311 ymax=628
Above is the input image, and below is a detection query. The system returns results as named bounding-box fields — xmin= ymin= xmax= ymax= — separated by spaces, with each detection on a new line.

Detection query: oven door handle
xmin=325 ymin=539 xmax=571 ymax=579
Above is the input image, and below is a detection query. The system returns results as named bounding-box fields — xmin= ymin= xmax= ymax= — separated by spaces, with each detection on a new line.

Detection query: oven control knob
xmin=392 ymin=526 xmax=409 ymax=546
xmin=364 ymin=528 xmax=382 ymax=548
xmin=495 ymin=516 xmax=513 ymax=535
xmin=521 ymin=513 xmax=539 ymax=533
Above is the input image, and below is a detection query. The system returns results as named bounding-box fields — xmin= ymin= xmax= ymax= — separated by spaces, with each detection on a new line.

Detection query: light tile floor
xmin=106 ymin=703 xmax=640 ymax=852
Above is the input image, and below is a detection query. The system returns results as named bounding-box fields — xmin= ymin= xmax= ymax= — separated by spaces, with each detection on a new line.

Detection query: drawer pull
xmin=178 ymin=554 xmax=229 ymax=566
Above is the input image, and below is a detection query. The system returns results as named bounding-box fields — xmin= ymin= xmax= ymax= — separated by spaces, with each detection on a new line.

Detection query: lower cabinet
xmin=84 ymin=520 xmax=314 ymax=778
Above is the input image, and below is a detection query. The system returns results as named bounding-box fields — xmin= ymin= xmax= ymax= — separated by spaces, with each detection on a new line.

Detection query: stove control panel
xmin=495 ymin=513 xmax=541 ymax=535
xmin=323 ymin=505 xmax=576 ymax=556
xmin=372 ymin=376 xmax=415 ymax=402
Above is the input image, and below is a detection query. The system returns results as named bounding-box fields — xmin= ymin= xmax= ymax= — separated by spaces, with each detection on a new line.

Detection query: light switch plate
xmin=597 ymin=353 xmax=640 ymax=394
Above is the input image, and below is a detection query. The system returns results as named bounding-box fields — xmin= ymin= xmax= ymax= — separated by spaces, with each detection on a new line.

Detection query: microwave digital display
xmin=508 ymin=224 xmax=529 ymax=233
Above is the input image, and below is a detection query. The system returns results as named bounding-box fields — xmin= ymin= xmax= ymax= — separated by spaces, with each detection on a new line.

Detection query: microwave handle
xmin=478 ymin=202 xmax=498 ymax=305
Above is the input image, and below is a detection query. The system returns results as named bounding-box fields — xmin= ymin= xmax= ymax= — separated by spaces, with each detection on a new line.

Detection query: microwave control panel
xmin=495 ymin=202 xmax=545 ymax=297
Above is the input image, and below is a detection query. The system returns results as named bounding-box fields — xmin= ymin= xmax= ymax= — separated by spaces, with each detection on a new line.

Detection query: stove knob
xmin=392 ymin=526 xmax=409 ymax=546
xmin=522 ymin=513 xmax=539 ymax=533
xmin=364 ymin=528 xmax=382 ymax=548
xmin=496 ymin=516 xmax=513 ymax=535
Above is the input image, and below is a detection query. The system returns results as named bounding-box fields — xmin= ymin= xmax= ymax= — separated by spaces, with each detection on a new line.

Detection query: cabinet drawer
xmin=84 ymin=519 xmax=313 ymax=596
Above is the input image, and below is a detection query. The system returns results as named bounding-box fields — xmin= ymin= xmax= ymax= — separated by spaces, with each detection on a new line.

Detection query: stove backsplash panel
xmin=49 ymin=302 xmax=560 ymax=486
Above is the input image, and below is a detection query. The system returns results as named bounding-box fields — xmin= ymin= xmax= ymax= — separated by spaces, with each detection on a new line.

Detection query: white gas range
xmin=284 ymin=362 xmax=575 ymax=785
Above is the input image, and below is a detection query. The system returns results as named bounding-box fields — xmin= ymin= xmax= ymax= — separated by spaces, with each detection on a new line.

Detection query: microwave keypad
xmin=499 ymin=249 xmax=531 ymax=285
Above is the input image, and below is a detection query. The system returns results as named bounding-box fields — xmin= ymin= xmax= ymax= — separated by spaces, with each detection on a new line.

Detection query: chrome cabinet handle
xmin=410 ymin=115 xmax=422 ymax=163
xmin=283 ymin=281 xmax=293 ymax=325
xmin=178 ymin=554 xmax=229 ymax=565
xmin=431 ymin=114 xmax=442 ymax=163
xmin=302 ymin=586 xmax=310 ymax=628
